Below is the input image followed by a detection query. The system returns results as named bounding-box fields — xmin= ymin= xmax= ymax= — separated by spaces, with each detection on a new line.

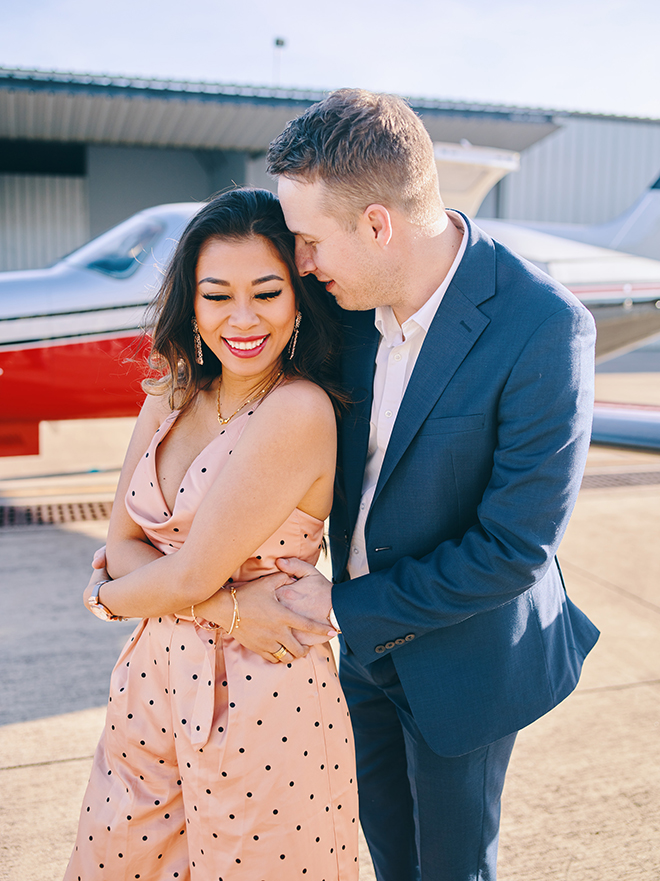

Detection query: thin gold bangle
xmin=227 ymin=586 xmax=240 ymax=635
xmin=191 ymin=605 xmax=220 ymax=632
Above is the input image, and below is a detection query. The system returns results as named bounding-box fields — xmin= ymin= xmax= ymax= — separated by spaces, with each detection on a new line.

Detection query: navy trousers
xmin=340 ymin=649 xmax=517 ymax=881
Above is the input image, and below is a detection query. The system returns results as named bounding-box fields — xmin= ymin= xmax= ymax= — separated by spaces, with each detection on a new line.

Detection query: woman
xmin=65 ymin=189 xmax=358 ymax=880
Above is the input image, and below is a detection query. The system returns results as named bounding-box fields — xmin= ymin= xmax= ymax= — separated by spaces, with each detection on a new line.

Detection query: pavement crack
xmin=0 ymin=755 xmax=94 ymax=771
xmin=560 ymin=559 xmax=660 ymax=615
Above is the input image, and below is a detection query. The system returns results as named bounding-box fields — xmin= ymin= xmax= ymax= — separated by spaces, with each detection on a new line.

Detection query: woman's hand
xmin=82 ymin=545 xmax=116 ymax=614
xmin=91 ymin=546 xmax=107 ymax=570
xmin=83 ymin=562 xmax=111 ymax=611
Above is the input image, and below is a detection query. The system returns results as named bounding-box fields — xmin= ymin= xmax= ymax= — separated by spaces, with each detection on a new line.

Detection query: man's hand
xmin=275 ymin=558 xmax=334 ymax=646
xmin=195 ymin=570 xmax=336 ymax=664
xmin=84 ymin=547 xmax=336 ymax=661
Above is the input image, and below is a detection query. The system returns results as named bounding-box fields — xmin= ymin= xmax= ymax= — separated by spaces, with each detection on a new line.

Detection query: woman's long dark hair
xmin=144 ymin=188 xmax=346 ymax=415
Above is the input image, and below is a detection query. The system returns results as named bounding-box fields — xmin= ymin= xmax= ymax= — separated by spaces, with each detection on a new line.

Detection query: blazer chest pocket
xmin=417 ymin=413 xmax=485 ymax=436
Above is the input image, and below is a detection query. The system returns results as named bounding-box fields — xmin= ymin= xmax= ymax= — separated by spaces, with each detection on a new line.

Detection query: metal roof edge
xmin=3 ymin=66 xmax=656 ymax=124
xmin=0 ymin=66 xmax=328 ymax=107
xmin=0 ymin=66 xmax=555 ymax=123
xmin=552 ymin=109 xmax=660 ymax=125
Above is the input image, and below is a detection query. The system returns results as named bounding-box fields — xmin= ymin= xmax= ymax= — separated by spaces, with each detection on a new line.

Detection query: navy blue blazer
xmin=330 ymin=215 xmax=600 ymax=757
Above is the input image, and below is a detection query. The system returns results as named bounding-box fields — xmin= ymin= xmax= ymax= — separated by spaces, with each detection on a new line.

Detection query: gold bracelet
xmin=227 ymin=586 xmax=240 ymax=635
xmin=190 ymin=605 xmax=220 ymax=632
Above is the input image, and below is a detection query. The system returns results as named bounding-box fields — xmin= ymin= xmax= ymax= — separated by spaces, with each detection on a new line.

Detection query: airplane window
xmin=66 ymin=220 xmax=165 ymax=278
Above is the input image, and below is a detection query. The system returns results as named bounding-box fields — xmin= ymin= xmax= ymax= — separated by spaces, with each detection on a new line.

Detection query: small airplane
xmin=2 ymin=171 xmax=660 ymax=457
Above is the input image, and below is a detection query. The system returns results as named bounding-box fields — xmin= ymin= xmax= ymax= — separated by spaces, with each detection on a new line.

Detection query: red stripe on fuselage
xmin=0 ymin=336 xmax=152 ymax=423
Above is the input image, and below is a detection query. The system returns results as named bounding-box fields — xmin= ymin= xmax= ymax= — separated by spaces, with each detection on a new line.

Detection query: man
xmin=265 ymin=89 xmax=599 ymax=880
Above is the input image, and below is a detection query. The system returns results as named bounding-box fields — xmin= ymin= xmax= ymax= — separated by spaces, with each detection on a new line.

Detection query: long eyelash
xmin=200 ymin=290 xmax=283 ymax=302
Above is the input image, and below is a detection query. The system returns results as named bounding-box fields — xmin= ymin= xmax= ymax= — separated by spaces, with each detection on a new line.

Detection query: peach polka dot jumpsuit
xmin=65 ymin=407 xmax=358 ymax=881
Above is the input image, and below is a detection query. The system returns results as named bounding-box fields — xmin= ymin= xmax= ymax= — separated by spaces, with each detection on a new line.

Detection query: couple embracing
xmin=66 ymin=89 xmax=598 ymax=881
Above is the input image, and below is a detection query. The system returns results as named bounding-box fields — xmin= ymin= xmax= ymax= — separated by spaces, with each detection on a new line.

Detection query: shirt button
xmin=385 ymin=410 xmax=392 ymax=418
xmin=393 ymin=353 xmax=402 ymax=362
xmin=353 ymin=548 xmax=360 ymax=555
xmin=360 ymin=502 xmax=365 ymax=510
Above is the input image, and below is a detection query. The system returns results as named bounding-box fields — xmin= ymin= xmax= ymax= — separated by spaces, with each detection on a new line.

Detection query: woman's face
xmin=194 ymin=235 xmax=297 ymax=382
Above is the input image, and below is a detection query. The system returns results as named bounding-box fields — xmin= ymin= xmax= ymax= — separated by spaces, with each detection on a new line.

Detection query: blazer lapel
xmin=373 ymin=217 xmax=497 ymax=502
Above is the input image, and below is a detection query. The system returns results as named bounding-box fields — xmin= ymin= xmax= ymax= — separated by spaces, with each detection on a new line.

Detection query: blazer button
xmin=404 ymin=634 xmax=415 ymax=642
xmin=375 ymin=645 xmax=386 ymax=654
xmin=385 ymin=641 xmax=395 ymax=650
xmin=395 ymin=638 xmax=405 ymax=646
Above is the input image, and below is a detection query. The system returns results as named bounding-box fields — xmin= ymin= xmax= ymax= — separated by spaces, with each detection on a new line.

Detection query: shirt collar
xmin=374 ymin=211 xmax=467 ymax=346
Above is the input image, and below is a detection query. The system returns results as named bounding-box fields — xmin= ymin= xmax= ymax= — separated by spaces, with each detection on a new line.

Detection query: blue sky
xmin=1 ymin=0 xmax=659 ymax=118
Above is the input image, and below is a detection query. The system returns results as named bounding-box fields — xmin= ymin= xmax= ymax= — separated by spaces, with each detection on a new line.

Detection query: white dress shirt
xmin=347 ymin=212 xmax=468 ymax=579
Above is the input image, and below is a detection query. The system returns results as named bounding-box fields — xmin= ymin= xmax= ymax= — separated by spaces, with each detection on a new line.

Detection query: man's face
xmin=277 ymin=176 xmax=393 ymax=313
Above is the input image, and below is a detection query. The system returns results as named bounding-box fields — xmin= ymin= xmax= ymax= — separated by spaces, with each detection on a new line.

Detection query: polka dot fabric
xmin=65 ymin=409 xmax=358 ymax=880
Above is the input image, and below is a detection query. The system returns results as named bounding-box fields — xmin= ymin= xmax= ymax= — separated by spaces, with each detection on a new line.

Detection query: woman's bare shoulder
xmin=265 ymin=379 xmax=335 ymax=427
xmin=121 ymin=391 xmax=175 ymax=460
xmin=235 ymin=379 xmax=336 ymax=460
xmin=139 ymin=389 xmax=175 ymax=427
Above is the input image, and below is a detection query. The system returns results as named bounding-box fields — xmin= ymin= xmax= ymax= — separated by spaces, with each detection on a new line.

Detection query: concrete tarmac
xmin=1 ymin=371 xmax=659 ymax=880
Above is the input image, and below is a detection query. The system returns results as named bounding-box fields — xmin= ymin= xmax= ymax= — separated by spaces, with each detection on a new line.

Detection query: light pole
xmin=273 ymin=37 xmax=286 ymax=85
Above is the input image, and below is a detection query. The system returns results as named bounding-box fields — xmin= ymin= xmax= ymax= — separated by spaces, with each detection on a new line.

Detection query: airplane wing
xmin=592 ymin=402 xmax=660 ymax=452
xmin=479 ymin=219 xmax=660 ymax=361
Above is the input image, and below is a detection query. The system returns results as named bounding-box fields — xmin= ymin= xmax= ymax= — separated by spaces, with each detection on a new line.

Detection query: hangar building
xmin=1 ymin=66 xmax=659 ymax=271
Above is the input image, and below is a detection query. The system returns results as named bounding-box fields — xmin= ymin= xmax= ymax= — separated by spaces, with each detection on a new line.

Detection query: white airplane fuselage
xmin=2 ymin=202 xmax=660 ymax=457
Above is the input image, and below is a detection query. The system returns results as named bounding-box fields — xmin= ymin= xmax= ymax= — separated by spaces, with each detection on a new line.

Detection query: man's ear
xmin=362 ymin=204 xmax=393 ymax=248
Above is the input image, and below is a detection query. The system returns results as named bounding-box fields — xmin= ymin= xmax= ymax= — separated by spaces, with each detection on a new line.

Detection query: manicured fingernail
xmin=327 ymin=629 xmax=338 ymax=638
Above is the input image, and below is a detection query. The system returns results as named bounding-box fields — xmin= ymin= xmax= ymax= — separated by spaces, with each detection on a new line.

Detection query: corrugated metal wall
xmin=499 ymin=117 xmax=660 ymax=224
xmin=0 ymin=175 xmax=89 ymax=271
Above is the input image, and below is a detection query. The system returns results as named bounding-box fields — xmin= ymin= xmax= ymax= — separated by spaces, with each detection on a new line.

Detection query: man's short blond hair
xmin=266 ymin=89 xmax=443 ymax=228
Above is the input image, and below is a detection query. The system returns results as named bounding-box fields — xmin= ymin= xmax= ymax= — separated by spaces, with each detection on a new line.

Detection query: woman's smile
xmin=222 ymin=334 xmax=270 ymax=357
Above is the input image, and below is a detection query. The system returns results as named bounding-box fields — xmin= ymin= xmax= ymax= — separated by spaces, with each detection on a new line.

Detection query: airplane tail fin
xmin=519 ymin=174 xmax=660 ymax=262
xmin=601 ymin=174 xmax=660 ymax=258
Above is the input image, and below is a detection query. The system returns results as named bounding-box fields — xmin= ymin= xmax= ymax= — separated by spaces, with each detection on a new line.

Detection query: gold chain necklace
xmin=216 ymin=371 xmax=283 ymax=425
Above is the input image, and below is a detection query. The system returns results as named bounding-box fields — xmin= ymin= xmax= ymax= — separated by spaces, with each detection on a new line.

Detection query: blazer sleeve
xmin=332 ymin=301 xmax=596 ymax=666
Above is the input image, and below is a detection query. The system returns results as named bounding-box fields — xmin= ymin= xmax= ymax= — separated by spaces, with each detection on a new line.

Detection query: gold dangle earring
xmin=191 ymin=317 xmax=204 ymax=365
xmin=288 ymin=312 xmax=302 ymax=360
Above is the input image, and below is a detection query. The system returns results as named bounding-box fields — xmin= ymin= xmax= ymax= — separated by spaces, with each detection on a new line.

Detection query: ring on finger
xmin=272 ymin=644 xmax=288 ymax=661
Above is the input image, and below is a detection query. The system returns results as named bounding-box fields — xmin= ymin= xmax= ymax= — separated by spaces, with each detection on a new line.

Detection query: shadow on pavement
xmin=0 ymin=522 xmax=135 ymax=726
